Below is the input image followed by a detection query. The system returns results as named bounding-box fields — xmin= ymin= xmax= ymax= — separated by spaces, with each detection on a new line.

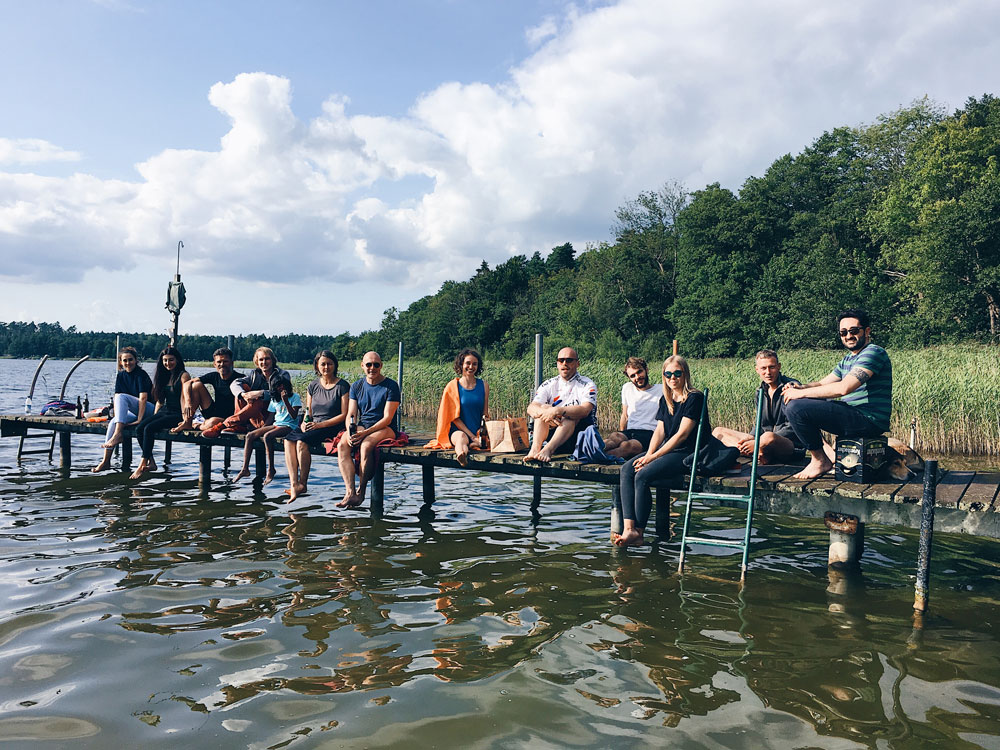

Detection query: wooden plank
xmin=894 ymin=469 xmax=947 ymax=505
xmin=862 ymin=480 xmax=906 ymax=502
xmin=960 ymin=473 xmax=1000 ymax=512
xmin=933 ymin=471 xmax=974 ymax=509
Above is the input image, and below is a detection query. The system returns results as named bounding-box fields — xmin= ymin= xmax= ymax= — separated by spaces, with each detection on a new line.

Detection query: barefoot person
xmin=171 ymin=347 xmax=243 ymax=434
xmin=92 ymin=346 xmax=153 ymax=472
xmin=713 ymin=350 xmax=803 ymax=464
xmin=233 ymin=379 xmax=300 ymax=485
xmin=130 ymin=346 xmax=191 ymax=480
xmin=783 ymin=309 xmax=892 ymax=480
xmin=603 ymin=357 xmax=659 ymax=459
xmin=282 ymin=350 xmax=350 ymax=500
xmin=336 ymin=352 xmax=401 ymax=509
xmin=425 ymin=349 xmax=490 ymax=467
xmin=615 ymin=356 xmax=710 ymax=547
xmin=525 ymin=347 xmax=596 ymax=462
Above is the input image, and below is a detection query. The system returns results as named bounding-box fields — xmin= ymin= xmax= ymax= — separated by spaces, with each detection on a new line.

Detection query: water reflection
xmin=2 ymin=413 xmax=1000 ymax=746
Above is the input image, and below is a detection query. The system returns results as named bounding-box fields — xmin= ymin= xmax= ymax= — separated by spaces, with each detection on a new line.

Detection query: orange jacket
xmin=425 ymin=379 xmax=462 ymax=450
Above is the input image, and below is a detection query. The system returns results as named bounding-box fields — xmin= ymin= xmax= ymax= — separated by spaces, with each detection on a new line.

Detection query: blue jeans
xmin=620 ymin=451 xmax=688 ymax=528
xmin=783 ymin=398 xmax=883 ymax=451
xmin=105 ymin=393 xmax=149 ymax=442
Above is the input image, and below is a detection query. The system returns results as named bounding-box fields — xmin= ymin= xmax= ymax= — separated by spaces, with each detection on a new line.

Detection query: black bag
xmin=682 ymin=435 xmax=740 ymax=476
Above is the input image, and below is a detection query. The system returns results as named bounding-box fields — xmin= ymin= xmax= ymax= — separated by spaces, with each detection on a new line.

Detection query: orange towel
xmin=425 ymin=379 xmax=461 ymax=450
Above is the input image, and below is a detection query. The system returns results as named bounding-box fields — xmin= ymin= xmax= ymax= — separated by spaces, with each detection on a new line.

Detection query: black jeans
xmin=136 ymin=410 xmax=181 ymax=460
xmin=619 ymin=451 xmax=688 ymax=528
xmin=783 ymin=398 xmax=883 ymax=451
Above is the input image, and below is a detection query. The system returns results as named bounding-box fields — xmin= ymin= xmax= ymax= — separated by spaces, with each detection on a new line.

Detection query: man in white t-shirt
xmin=604 ymin=356 xmax=660 ymax=458
xmin=525 ymin=346 xmax=597 ymax=462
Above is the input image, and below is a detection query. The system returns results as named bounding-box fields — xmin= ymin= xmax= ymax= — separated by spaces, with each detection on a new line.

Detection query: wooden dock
xmin=2 ymin=414 xmax=999 ymax=542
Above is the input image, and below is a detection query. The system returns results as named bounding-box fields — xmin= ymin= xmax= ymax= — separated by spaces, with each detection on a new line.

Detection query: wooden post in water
xmin=371 ymin=461 xmax=385 ymax=517
xmin=59 ymin=432 xmax=71 ymax=471
xmin=254 ymin=443 xmax=266 ymax=480
xmin=223 ymin=445 xmax=231 ymax=470
xmin=610 ymin=486 xmax=623 ymax=540
xmin=422 ymin=465 xmax=435 ymax=505
xmin=914 ymin=460 xmax=938 ymax=614
xmin=163 ymin=439 xmax=172 ymax=465
xmin=654 ymin=487 xmax=671 ymax=539
xmin=532 ymin=333 xmax=543 ymax=506
xmin=198 ymin=445 xmax=212 ymax=486
xmin=121 ymin=435 xmax=132 ymax=469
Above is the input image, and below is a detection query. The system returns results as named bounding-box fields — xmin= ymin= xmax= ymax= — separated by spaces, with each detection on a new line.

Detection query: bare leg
xmin=233 ymin=427 xmax=268 ymax=482
xmin=613 ymin=519 xmax=645 ymax=547
xmin=171 ymin=381 xmax=198 ymax=433
xmin=713 ymin=426 xmax=752 ymax=449
xmin=92 ymin=448 xmax=113 ymax=472
xmin=525 ymin=419 xmax=551 ymax=461
xmin=607 ymin=439 xmax=643 ymax=459
xmin=793 ymin=447 xmax=834 ymax=480
xmin=536 ymin=419 xmax=578 ymax=462
xmin=453 ymin=431 xmax=471 ymax=467
xmin=604 ymin=431 xmax=626 ymax=451
xmin=353 ymin=427 xmax=394 ymax=505
xmin=336 ymin=437 xmax=359 ymax=506
xmin=262 ymin=427 xmax=290 ymax=485
xmin=102 ymin=421 xmax=126 ymax=449
xmin=757 ymin=432 xmax=797 ymax=464
xmin=129 ymin=457 xmax=156 ymax=481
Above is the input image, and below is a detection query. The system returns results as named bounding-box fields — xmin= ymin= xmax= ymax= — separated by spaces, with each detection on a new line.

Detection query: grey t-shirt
xmin=308 ymin=378 xmax=350 ymax=422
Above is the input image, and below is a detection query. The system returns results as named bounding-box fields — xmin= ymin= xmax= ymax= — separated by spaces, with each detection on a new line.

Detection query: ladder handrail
xmin=678 ymin=387 xmax=711 ymax=572
xmin=58 ymin=356 xmax=91 ymax=400
xmin=27 ymin=355 xmax=50 ymax=401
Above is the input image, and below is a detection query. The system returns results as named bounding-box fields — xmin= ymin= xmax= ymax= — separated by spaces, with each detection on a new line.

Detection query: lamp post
xmin=166 ymin=241 xmax=187 ymax=347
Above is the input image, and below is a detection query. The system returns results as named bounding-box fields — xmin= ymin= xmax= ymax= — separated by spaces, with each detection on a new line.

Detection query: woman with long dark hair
xmin=282 ymin=350 xmax=350 ymax=500
xmin=130 ymin=346 xmax=190 ymax=480
xmin=614 ymin=355 xmax=711 ymax=547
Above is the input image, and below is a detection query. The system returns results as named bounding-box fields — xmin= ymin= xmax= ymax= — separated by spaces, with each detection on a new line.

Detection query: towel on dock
xmin=424 ymin=379 xmax=483 ymax=451
xmin=322 ymin=431 xmax=410 ymax=474
xmin=570 ymin=425 xmax=623 ymax=465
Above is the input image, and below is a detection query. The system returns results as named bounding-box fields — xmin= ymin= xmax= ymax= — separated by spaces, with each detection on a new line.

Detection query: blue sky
xmin=2 ymin=0 xmax=998 ymax=340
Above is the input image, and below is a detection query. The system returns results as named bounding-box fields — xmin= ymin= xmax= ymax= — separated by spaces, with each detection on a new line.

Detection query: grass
xmin=365 ymin=345 xmax=1000 ymax=456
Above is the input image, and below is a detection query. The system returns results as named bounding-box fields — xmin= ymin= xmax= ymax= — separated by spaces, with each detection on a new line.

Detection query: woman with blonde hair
xmin=614 ymin=355 xmax=711 ymax=547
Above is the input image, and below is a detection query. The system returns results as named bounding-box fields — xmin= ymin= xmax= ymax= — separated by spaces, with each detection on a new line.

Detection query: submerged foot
xmin=613 ymin=528 xmax=645 ymax=547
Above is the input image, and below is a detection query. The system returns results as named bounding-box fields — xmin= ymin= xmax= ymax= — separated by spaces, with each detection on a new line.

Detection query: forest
xmin=3 ymin=94 xmax=999 ymax=364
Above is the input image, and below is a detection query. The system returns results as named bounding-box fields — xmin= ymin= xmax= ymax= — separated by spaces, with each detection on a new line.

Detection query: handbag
xmin=484 ymin=417 xmax=530 ymax=453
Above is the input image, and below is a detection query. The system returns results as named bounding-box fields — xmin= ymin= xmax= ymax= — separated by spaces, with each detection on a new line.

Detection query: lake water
xmin=2 ymin=358 xmax=1000 ymax=748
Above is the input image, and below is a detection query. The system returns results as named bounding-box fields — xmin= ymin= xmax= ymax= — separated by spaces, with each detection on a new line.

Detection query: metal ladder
xmin=677 ymin=387 xmax=765 ymax=582
xmin=17 ymin=355 xmax=91 ymax=462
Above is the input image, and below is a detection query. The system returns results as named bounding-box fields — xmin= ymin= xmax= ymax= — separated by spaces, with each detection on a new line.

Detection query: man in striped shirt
xmin=782 ymin=309 xmax=892 ymax=479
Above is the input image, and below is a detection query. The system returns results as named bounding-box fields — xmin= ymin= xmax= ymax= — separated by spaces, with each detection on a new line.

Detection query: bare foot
xmin=102 ymin=435 xmax=122 ymax=449
xmin=456 ymin=450 xmax=468 ymax=467
xmin=342 ymin=495 xmax=365 ymax=508
xmin=536 ymin=447 xmax=554 ymax=463
xmin=91 ymin=460 xmax=111 ymax=473
xmin=336 ymin=491 xmax=358 ymax=508
xmin=263 ymin=470 xmax=276 ymax=486
xmin=232 ymin=468 xmax=250 ymax=483
xmin=793 ymin=457 xmax=834 ymax=480
xmin=614 ymin=528 xmax=645 ymax=547
xmin=170 ymin=418 xmax=194 ymax=434
xmin=524 ymin=448 xmax=542 ymax=461
xmin=129 ymin=461 xmax=150 ymax=480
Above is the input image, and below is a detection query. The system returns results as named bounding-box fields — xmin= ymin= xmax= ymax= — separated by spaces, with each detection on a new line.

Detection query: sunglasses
xmin=663 ymin=369 xmax=684 ymax=379
xmin=556 ymin=357 xmax=578 ymax=364
xmin=364 ymin=362 xmax=382 ymax=369
xmin=838 ymin=326 xmax=864 ymax=337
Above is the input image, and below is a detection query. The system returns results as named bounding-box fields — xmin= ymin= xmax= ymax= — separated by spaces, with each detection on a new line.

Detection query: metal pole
xmin=227 ymin=335 xmax=234 ymax=355
xmin=914 ymin=459 xmax=937 ymax=613
xmin=672 ymin=339 xmax=678 ymax=357
xmin=115 ymin=335 xmax=120 ymax=359
xmin=534 ymin=334 xmax=543 ymax=391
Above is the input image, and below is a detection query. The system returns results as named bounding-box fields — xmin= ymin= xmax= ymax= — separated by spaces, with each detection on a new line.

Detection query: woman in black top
xmin=615 ymin=355 xmax=710 ymax=547
xmin=130 ymin=346 xmax=190 ymax=480
xmin=92 ymin=346 xmax=154 ymax=472
xmin=283 ymin=351 xmax=350 ymax=501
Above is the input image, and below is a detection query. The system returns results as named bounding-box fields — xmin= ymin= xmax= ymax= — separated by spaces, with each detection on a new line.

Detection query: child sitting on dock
xmin=233 ymin=379 xmax=300 ymax=485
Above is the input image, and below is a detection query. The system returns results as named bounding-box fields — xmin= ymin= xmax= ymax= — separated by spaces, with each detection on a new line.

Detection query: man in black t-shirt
xmin=171 ymin=348 xmax=243 ymax=434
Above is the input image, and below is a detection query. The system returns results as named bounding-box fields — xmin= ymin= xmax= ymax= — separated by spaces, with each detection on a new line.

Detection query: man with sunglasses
xmin=783 ymin=309 xmax=892 ymax=479
xmin=336 ymin=351 xmax=401 ymax=508
xmin=713 ymin=349 xmax=803 ymax=464
xmin=604 ymin=357 xmax=659 ymax=459
xmin=525 ymin=347 xmax=597 ymax=462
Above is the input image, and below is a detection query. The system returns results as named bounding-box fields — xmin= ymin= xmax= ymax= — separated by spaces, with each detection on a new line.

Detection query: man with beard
xmin=712 ymin=349 xmax=803 ymax=464
xmin=171 ymin=347 xmax=243 ymax=434
xmin=603 ymin=356 xmax=660 ymax=459
xmin=783 ymin=310 xmax=892 ymax=479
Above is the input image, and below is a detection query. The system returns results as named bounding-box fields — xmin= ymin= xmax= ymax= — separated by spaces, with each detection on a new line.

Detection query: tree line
xmin=3 ymin=95 xmax=999 ymax=364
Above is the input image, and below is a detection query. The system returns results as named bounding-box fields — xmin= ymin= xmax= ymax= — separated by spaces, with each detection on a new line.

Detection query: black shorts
xmin=284 ymin=424 xmax=342 ymax=447
xmin=202 ymin=402 xmax=233 ymax=420
xmin=547 ymin=417 xmax=595 ymax=456
xmin=624 ymin=429 xmax=654 ymax=450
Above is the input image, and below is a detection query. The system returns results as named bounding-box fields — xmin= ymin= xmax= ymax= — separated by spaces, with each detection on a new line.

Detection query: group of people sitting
xmin=89 ymin=308 xmax=891 ymax=548
xmin=91 ymin=345 xmax=404 ymax=508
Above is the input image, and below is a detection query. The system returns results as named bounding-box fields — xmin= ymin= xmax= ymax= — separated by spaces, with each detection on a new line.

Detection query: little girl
xmin=233 ymin=379 xmax=300 ymax=485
